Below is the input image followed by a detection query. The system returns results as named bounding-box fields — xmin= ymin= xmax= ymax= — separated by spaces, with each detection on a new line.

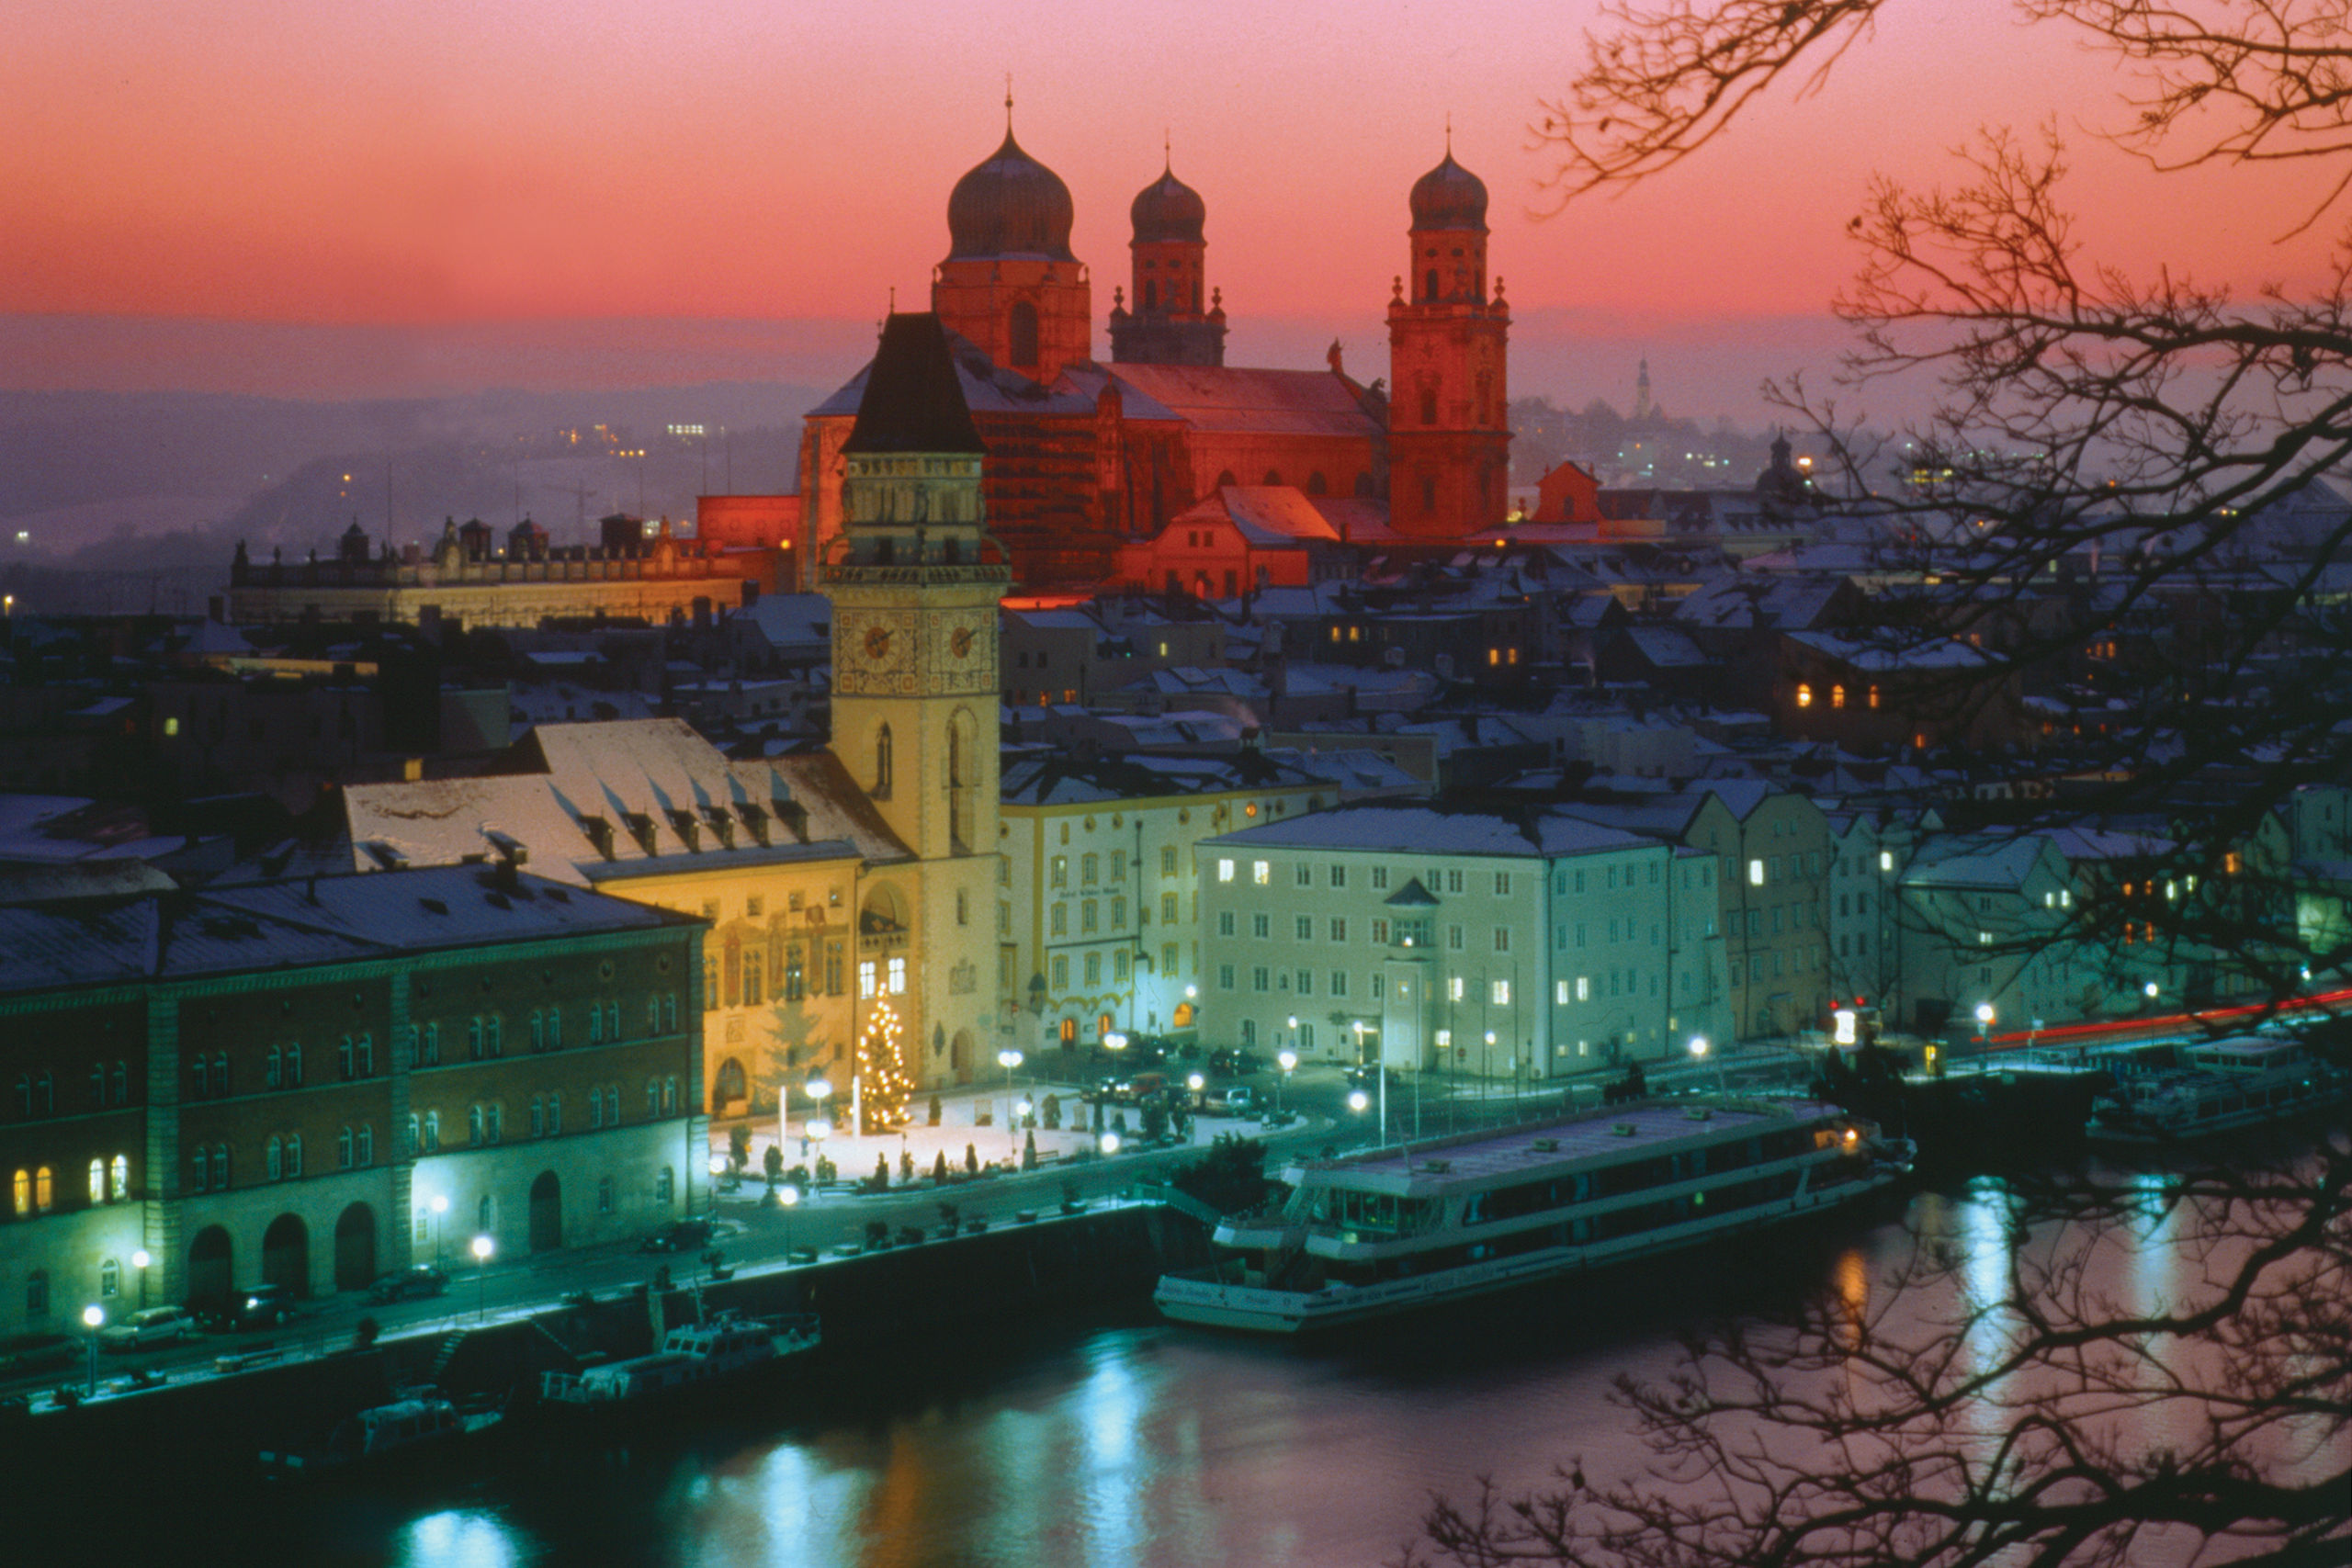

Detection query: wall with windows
xmin=1193 ymin=814 xmax=1694 ymax=1081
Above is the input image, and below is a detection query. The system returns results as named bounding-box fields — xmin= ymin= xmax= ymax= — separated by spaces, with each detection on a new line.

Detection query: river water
xmin=50 ymin=1156 xmax=2346 ymax=1568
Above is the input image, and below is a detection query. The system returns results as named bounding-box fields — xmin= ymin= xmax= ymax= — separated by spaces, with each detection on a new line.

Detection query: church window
xmin=874 ymin=725 xmax=893 ymax=798
xmin=1009 ymin=300 xmax=1040 ymax=367
xmin=1262 ymin=469 xmax=1282 ymax=486
xmin=1307 ymin=471 xmax=1328 ymax=496
xmin=1215 ymin=470 xmax=1238 ymax=489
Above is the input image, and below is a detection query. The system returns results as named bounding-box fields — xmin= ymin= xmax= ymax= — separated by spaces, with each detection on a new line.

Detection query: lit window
xmin=1795 ymin=683 xmax=1814 ymax=708
xmin=887 ymin=957 xmax=907 ymax=994
xmin=1491 ymin=979 xmax=1510 ymax=1006
xmin=1217 ymin=859 xmax=1234 ymax=883
xmin=1577 ymin=976 xmax=1589 ymax=1001
xmin=1879 ymin=851 xmax=1894 ymax=873
xmin=1749 ymin=859 xmax=1765 ymax=886
xmin=1252 ymin=861 xmax=1270 ymax=886
xmin=1831 ymin=684 xmax=1846 ymax=709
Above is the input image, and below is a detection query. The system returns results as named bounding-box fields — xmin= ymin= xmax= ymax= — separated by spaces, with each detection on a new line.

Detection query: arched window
xmin=605 ymin=1086 xmax=620 ymax=1126
xmin=339 ymin=1034 xmax=355 ymax=1077
xmin=266 ymin=1136 xmax=282 ymax=1180
xmin=529 ymin=1010 xmax=544 ymax=1052
xmin=338 ymin=1126 xmax=354 ymax=1168
xmin=468 ymin=1105 xmax=484 ymax=1146
xmin=266 ymin=1045 xmax=281 ymax=1087
xmin=484 ymin=1016 xmax=501 ymax=1056
xmin=210 ymin=1145 xmax=227 ymax=1188
xmin=1215 ymin=470 xmax=1238 ymax=489
xmin=874 ymin=724 xmax=894 ymax=797
xmin=356 ymin=1123 xmax=373 ymax=1166
xmin=545 ymin=1010 xmax=560 ymax=1049
xmin=109 ymin=1154 xmax=127 ymax=1201
xmin=214 ymin=1052 xmax=229 ymax=1092
xmin=11 ymin=1168 xmax=27 ymax=1215
xmin=1009 ymin=299 xmax=1040 ymax=367
xmin=1262 ymin=468 xmax=1282 ymax=486
xmin=468 ymin=1017 xmax=484 ymax=1059
xmin=656 ymin=1166 xmax=675 ymax=1205
xmin=405 ymin=1114 xmax=420 ymax=1156
xmin=286 ymin=1042 xmax=301 ymax=1086
xmin=100 ymin=1258 xmax=120 ymax=1298
xmin=89 ymin=1159 xmax=105 ymax=1204
xmin=110 ymin=1061 xmax=128 ymax=1104
xmin=34 ymin=1167 xmax=51 ymax=1210
xmin=192 ymin=1056 xmax=209 ymax=1098
xmin=1307 ymin=471 xmax=1329 ymax=496
xmin=285 ymin=1134 xmax=301 ymax=1178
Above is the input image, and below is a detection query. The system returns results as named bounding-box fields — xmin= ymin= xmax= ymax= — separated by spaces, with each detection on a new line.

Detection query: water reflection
xmin=394 ymin=1508 xmax=530 ymax=1568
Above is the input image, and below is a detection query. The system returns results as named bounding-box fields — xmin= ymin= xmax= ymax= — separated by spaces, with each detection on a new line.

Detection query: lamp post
xmin=802 ymin=1074 xmax=832 ymax=1164
xmin=1975 ymin=1002 xmax=1996 ymax=1053
xmin=82 ymin=1304 xmax=103 ymax=1395
xmin=429 ymin=1193 xmax=448 ymax=1267
xmin=469 ymin=1234 xmax=493 ymax=1323
xmin=997 ymin=1047 xmax=1024 ymax=1161
xmin=776 ymin=1182 xmax=799 ymax=1261
xmin=1186 ymin=1072 xmax=1204 ymax=1112
xmin=707 ymin=1154 xmax=726 ymax=1214
xmin=131 ymin=1248 xmax=151 ymax=1311
xmin=1484 ymin=1030 xmax=1497 ymax=1101
xmin=1277 ymin=1048 xmax=1297 ymax=1122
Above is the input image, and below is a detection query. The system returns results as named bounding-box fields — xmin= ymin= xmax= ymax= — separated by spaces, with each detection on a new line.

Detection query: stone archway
xmin=950 ymin=1028 xmax=975 ymax=1086
xmin=713 ymin=1056 xmax=747 ymax=1115
xmin=333 ymin=1202 xmax=376 ymax=1292
xmin=188 ymin=1224 xmax=233 ymax=1310
xmin=261 ymin=1213 xmax=309 ymax=1297
xmin=528 ymin=1171 xmax=563 ymax=1255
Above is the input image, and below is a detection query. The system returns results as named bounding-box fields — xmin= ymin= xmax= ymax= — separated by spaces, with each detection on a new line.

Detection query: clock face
xmin=949 ymin=626 xmax=973 ymax=660
xmin=865 ymin=626 xmax=892 ymax=661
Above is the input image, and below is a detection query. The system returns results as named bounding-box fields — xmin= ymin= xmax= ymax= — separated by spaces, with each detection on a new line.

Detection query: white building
xmin=1196 ymin=805 xmax=1729 ymax=1082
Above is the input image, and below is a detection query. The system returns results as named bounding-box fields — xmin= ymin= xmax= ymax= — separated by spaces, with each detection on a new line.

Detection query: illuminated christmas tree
xmin=855 ymin=996 xmax=913 ymax=1130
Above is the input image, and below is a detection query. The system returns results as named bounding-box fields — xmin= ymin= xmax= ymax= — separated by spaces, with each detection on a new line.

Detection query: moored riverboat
xmin=1154 ymin=1097 xmax=1909 ymax=1334
xmin=537 ymin=1311 xmax=820 ymax=1413
xmin=261 ymin=1391 xmax=502 ymax=1477
xmin=2086 ymin=1035 xmax=2349 ymax=1146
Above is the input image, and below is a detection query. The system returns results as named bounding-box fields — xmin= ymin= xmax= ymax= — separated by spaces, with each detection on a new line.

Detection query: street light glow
xmin=1689 ymin=1035 xmax=1709 ymax=1058
xmin=470 ymin=1234 xmax=493 ymax=1262
xmin=1348 ymin=1089 xmax=1369 ymax=1112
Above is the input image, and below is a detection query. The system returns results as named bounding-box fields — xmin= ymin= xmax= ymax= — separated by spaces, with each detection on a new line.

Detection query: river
xmin=39 ymin=1154 xmax=2346 ymax=1568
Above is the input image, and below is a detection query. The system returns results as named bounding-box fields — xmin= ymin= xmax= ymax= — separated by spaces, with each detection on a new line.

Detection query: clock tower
xmin=826 ymin=312 xmax=1009 ymax=1092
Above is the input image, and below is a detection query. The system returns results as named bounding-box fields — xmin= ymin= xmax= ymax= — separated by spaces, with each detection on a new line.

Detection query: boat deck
xmin=1294 ymin=1099 xmax=1821 ymax=1188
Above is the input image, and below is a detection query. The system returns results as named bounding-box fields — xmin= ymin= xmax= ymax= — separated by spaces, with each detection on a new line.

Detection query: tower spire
xmin=1444 ymin=113 xmax=1453 ymax=156
xmin=1004 ymin=73 xmax=1014 ymax=133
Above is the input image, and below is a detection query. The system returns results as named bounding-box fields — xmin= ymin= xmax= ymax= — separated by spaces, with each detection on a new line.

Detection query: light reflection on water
xmin=255 ymin=1170 xmax=2337 ymax=1568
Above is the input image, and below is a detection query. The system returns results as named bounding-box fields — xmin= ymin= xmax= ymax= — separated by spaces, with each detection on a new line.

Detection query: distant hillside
xmin=0 ymin=382 xmax=823 ymax=572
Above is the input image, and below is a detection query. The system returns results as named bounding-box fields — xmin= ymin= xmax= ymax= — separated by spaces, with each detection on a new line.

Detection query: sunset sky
xmin=6 ymin=0 xmax=2343 ymax=418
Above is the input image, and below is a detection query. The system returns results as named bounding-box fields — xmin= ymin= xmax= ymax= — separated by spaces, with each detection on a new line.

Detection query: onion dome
xmin=946 ymin=130 xmax=1077 ymax=260
xmin=1409 ymin=152 xmax=1488 ymax=231
xmin=1130 ymin=164 xmax=1206 ymax=245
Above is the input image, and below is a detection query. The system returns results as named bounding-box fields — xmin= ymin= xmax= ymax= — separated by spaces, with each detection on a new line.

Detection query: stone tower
xmin=1107 ymin=157 xmax=1227 ymax=367
xmin=824 ymin=312 xmax=1010 ymax=1092
xmin=931 ymin=109 xmax=1092 ymax=385
xmin=1385 ymin=144 xmax=1511 ymax=537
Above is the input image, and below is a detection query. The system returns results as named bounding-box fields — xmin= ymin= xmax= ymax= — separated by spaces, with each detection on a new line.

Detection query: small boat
xmin=537 ymin=1311 xmax=820 ymax=1410
xmin=261 ymin=1391 xmax=501 ymax=1476
xmin=1154 ymin=1096 xmax=1909 ymax=1335
xmin=2087 ymin=1035 xmax=2350 ymax=1145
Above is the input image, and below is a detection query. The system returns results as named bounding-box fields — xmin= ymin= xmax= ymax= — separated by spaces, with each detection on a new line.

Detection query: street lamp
xmin=776 ymin=1182 xmax=800 ymax=1261
xmin=997 ymin=1048 xmax=1024 ymax=1161
xmin=1974 ymin=1002 xmax=1996 ymax=1051
xmin=1186 ymin=1072 xmax=1204 ymax=1112
xmin=131 ymin=1248 xmax=151 ymax=1311
xmin=429 ymin=1193 xmax=448 ymax=1267
xmin=707 ymin=1154 xmax=727 ymax=1213
xmin=1277 ymin=1047 xmax=1297 ymax=1121
xmin=1099 ymin=1131 xmax=1121 ymax=1156
xmin=81 ymin=1304 xmax=103 ymax=1395
xmin=1485 ymin=1030 xmax=1498 ymax=1100
xmin=469 ymin=1234 xmax=494 ymax=1322
xmin=802 ymin=1074 xmax=832 ymax=1163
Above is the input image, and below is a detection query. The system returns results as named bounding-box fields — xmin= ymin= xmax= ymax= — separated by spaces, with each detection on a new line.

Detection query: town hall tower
xmin=1385 ymin=144 xmax=1511 ymax=536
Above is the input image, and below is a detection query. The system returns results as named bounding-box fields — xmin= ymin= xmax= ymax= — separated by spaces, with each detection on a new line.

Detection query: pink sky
xmin=5 ymin=1 xmax=2342 ymax=417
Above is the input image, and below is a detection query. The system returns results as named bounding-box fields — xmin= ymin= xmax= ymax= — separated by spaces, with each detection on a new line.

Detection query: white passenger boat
xmin=2087 ymin=1036 xmax=2349 ymax=1145
xmin=261 ymin=1392 xmax=501 ymax=1476
xmin=1154 ymin=1097 xmax=1909 ymax=1335
xmin=537 ymin=1311 xmax=819 ymax=1410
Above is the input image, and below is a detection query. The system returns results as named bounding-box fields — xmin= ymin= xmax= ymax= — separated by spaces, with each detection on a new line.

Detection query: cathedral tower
xmin=931 ymin=109 xmax=1092 ymax=384
xmin=825 ymin=312 xmax=1009 ymax=1091
xmin=1107 ymin=157 xmax=1227 ymax=367
xmin=1385 ymin=144 xmax=1511 ymax=536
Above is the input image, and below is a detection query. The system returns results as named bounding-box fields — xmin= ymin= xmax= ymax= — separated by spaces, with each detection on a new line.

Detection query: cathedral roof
xmin=946 ymin=129 xmax=1077 ymax=260
xmin=1130 ymin=164 xmax=1206 ymax=244
xmin=1409 ymin=151 xmax=1488 ymax=231
xmin=1090 ymin=364 xmax=1385 ymax=440
xmin=842 ymin=313 xmax=986 ymax=456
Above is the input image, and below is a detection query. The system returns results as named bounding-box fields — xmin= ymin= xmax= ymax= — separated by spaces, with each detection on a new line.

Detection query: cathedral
xmin=796 ymin=118 xmax=1512 ymax=592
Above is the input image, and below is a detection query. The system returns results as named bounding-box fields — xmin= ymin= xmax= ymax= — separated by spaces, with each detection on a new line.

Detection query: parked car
xmin=365 ymin=1265 xmax=449 ymax=1304
xmin=228 ymin=1284 xmax=298 ymax=1331
xmin=637 ymin=1218 xmax=715 ymax=1254
xmin=0 ymin=1331 xmax=78 ymax=1377
xmin=98 ymin=1306 xmax=201 ymax=1351
xmin=1208 ymin=1048 xmax=1264 ymax=1077
xmin=1202 ymin=1086 xmax=1259 ymax=1116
